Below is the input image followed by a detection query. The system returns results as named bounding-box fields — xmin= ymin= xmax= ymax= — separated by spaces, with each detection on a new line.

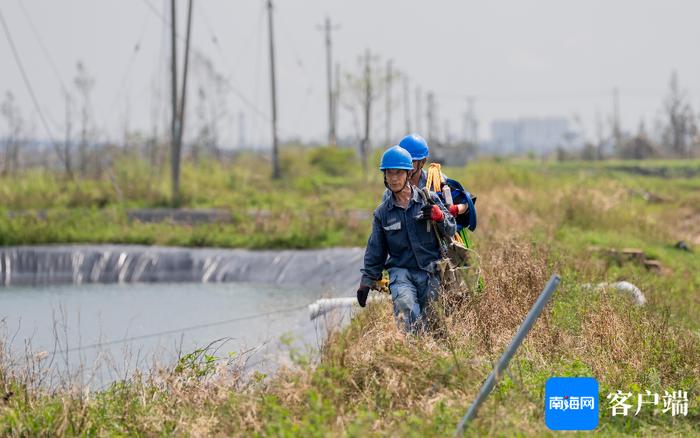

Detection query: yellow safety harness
xmin=424 ymin=163 xmax=466 ymax=245
xmin=425 ymin=163 xmax=444 ymax=193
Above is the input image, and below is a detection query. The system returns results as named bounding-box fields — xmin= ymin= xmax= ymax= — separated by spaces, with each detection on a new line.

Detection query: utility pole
xmin=463 ymin=96 xmax=477 ymax=145
xmin=177 ymin=0 xmax=193 ymax=146
xmin=444 ymin=118 xmax=451 ymax=146
xmin=612 ymin=86 xmax=621 ymax=154
xmin=123 ymin=97 xmax=131 ymax=155
xmin=403 ymin=76 xmax=411 ymax=134
xmin=470 ymin=97 xmax=477 ymax=144
xmin=169 ymin=0 xmax=180 ymax=202
xmin=426 ymin=91 xmax=435 ymax=145
xmin=595 ymin=110 xmax=604 ymax=160
xmin=238 ymin=111 xmax=245 ymax=149
xmin=267 ymin=0 xmax=280 ymax=179
xmin=318 ymin=16 xmax=339 ymax=146
xmin=63 ymin=92 xmax=73 ymax=177
xmin=173 ymin=0 xmax=193 ymax=202
xmin=384 ymin=59 xmax=393 ymax=147
xmin=334 ymin=62 xmax=340 ymax=144
xmin=361 ymin=49 xmax=372 ymax=178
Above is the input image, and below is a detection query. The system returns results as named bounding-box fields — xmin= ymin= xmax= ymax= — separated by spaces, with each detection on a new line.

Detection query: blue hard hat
xmin=399 ymin=133 xmax=429 ymax=160
xmin=379 ymin=145 xmax=414 ymax=170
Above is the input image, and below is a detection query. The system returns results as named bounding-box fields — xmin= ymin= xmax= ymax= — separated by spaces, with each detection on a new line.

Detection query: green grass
xmin=1 ymin=153 xmax=699 ymax=436
xmin=0 ymin=147 xmax=385 ymax=248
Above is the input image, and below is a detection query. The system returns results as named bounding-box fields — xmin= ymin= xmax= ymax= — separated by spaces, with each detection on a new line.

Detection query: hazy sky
xmin=2 ymin=0 xmax=700 ymax=149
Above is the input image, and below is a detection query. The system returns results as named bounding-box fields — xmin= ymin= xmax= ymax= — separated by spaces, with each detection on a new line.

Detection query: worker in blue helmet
xmin=382 ymin=133 xmax=444 ymax=201
xmin=384 ymin=133 xmax=478 ymax=238
xmin=399 ymin=133 xmax=431 ymax=187
xmin=381 ymin=133 xmax=440 ymax=201
xmin=357 ymin=145 xmax=456 ymax=333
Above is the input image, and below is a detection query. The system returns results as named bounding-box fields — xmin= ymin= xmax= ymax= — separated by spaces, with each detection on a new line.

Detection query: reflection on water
xmin=0 ymin=282 xmax=352 ymax=387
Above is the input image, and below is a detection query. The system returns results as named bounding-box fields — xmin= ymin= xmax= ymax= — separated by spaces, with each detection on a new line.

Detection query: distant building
xmin=489 ymin=117 xmax=581 ymax=156
xmin=432 ymin=142 xmax=476 ymax=167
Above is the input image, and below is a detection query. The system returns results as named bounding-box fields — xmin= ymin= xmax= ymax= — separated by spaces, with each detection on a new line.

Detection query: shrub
xmin=309 ymin=146 xmax=357 ymax=177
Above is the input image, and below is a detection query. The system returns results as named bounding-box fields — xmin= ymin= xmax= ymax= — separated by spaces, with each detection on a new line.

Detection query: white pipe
xmin=308 ymin=295 xmax=390 ymax=321
xmin=583 ymin=281 xmax=646 ymax=306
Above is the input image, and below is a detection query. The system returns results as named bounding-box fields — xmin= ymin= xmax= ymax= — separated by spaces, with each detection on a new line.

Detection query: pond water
xmin=0 ymin=282 xmax=351 ymax=387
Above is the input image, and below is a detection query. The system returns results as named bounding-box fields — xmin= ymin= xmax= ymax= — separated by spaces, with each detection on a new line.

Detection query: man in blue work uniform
xmin=381 ymin=133 xmax=431 ymax=203
xmin=383 ymin=133 xmax=477 ymax=237
xmin=357 ymin=145 xmax=456 ymax=333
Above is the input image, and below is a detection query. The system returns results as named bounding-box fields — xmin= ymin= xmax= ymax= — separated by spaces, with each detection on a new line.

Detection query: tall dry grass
xmin=1 ymin=236 xmax=697 ymax=436
xmin=1 ymin=159 xmax=699 ymax=435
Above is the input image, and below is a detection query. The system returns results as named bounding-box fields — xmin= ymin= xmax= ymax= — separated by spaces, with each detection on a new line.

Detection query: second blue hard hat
xmin=399 ymin=133 xmax=429 ymax=160
xmin=379 ymin=145 xmax=414 ymax=170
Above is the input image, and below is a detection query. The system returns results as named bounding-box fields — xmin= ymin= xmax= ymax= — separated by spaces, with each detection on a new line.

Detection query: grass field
xmin=1 ymin=151 xmax=699 ymax=435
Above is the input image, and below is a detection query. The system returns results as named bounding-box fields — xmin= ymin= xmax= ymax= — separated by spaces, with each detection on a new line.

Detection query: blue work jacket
xmin=360 ymin=187 xmax=456 ymax=287
xmin=381 ymin=169 xmax=477 ymax=233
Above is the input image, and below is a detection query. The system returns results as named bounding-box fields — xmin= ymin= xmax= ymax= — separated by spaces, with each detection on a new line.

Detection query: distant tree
xmin=580 ymin=142 xmax=598 ymax=161
xmin=619 ymin=121 xmax=659 ymax=159
xmin=192 ymin=52 xmax=227 ymax=161
xmin=692 ymin=115 xmax=700 ymax=158
xmin=594 ymin=110 xmax=607 ymax=159
xmin=0 ymin=91 xmax=24 ymax=175
xmin=61 ymin=91 xmax=74 ymax=178
xmin=661 ymin=71 xmax=696 ymax=158
xmin=342 ymin=49 xmax=386 ymax=178
xmin=192 ymin=86 xmax=207 ymax=163
xmin=147 ymin=62 xmax=166 ymax=171
xmin=73 ymin=61 xmax=95 ymax=175
xmin=556 ymin=146 xmax=574 ymax=161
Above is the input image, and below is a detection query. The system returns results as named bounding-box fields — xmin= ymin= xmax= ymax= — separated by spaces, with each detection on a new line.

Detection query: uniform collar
xmin=418 ymin=169 xmax=427 ymax=188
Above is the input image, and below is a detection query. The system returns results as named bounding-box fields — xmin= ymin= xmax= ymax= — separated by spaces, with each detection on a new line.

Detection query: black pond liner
xmin=0 ymin=245 xmax=364 ymax=292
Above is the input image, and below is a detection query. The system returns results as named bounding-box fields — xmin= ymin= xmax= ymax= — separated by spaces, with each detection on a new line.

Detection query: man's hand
xmin=357 ymin=285 xmax=370 ymax=307
xmin=419 ymin=204 xmax=444 ymax=222
xmin=449 ymin=204 xmax=468 ymax=216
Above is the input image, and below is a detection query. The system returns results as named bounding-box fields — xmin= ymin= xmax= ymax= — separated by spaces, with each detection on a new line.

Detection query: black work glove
xmin=357 ymin=285 xmax=370 ymax=307
xmin=416 ymin=204 xmax=433 ymax=221
xmin=416 ymin=204 xmax=444 ymax=222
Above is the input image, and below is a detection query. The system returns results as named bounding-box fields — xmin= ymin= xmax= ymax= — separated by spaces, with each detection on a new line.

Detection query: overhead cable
xmin=0 ymin=6 xmax=64 ymax=164
xmin=50 ymin=304 xmax=309 ymax=355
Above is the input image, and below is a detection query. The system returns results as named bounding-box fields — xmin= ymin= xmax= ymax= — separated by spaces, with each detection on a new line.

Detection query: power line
xmin=0 ymin=6 xmax=64 ymax=164
xmin=105 ymin=10 xmax=153 ymax=128
xmin=140 ymin=0 xmax=167 ymax=26
xmin=277 ymin=9 xmax=313 ymax=82
xmin=195 ymin=1 xmax=301 ymax=144
xmin=140 ymin=0 xmax=275 ymax=128
xmin=15 ymin=0 xmax=68 ymax=94
xmin=195 ymin=0 xmax=223 ymax=51
xmin=50 ymin=304 xmax=309 ymax=355
xmin=192 ymin=1 xmax=279 ymax=144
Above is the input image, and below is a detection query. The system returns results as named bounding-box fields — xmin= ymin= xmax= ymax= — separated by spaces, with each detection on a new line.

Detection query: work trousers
xmin=387 ymin=266 xmax=440 ymax=333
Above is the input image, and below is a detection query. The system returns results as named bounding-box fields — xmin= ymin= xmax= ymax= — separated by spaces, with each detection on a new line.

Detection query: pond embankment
xmin=0 ymin=245 xmax=364 ymax=291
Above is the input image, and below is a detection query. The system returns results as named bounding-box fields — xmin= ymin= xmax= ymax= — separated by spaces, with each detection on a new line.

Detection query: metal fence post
xmin=454 ymin=273 xmax=561 ymax=436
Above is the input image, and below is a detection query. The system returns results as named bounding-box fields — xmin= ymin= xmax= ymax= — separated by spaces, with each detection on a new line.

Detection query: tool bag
xmin=424 ymin=163 xmax=477 ymax=248
xmin=418 ymin=187 xmax=471 ymax=267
